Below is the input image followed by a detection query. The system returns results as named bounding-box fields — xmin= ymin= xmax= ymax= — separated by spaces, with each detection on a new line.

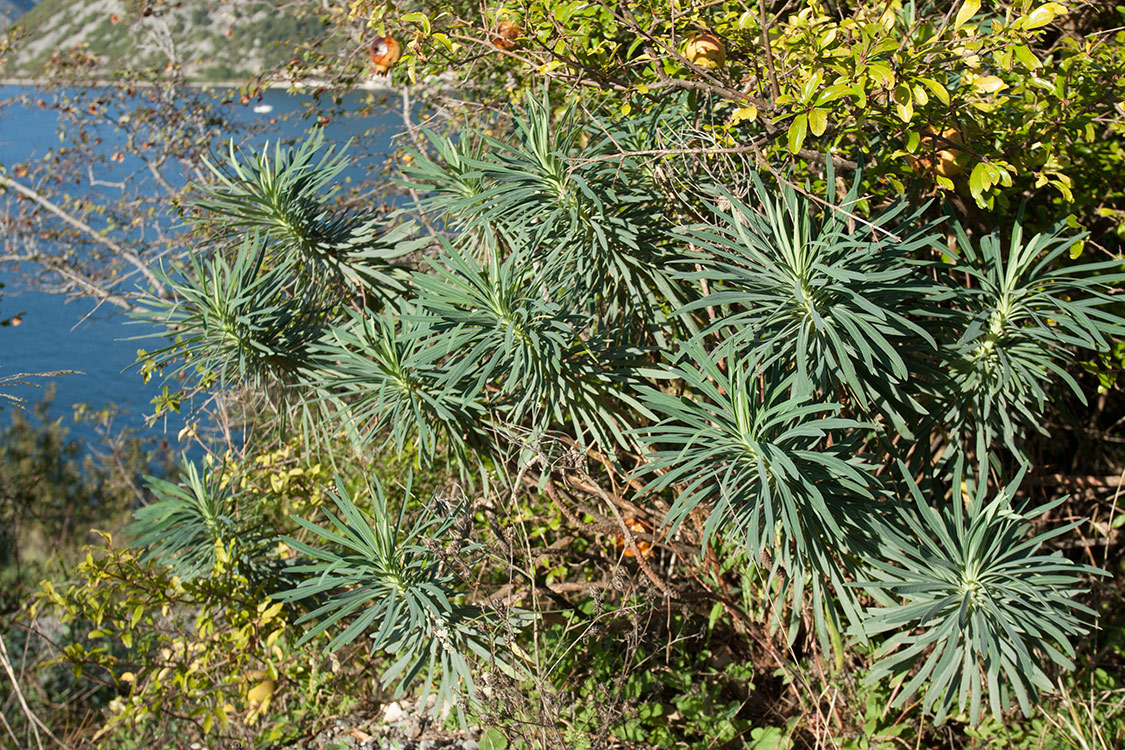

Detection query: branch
xmin=0 ymin=173 xmax=165 ymax=293
xmin=0 ymin=635 xmax=69 ymax=749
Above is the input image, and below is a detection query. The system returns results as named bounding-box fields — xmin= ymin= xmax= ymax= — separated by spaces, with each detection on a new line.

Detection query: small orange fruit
xmin=685 ymin=33 xmax=726 ymax=70
xmin=493 ymin=20 xmax=520 ymax=50
xmin=907 ymin=127 xmax=966 ymax=178
xmin=614 ymin=518 xmax=654 ymax=559
xmin=369 ymin=35 xmax=402 ymax=76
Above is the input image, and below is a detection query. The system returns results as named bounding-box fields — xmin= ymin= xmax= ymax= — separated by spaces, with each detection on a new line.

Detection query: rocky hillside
xmin=3 ymin=0 xmax=323 ymax=82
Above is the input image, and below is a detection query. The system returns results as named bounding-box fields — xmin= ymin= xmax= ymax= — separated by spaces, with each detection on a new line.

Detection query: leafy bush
xmin=9 ymin=1 xmax=1125 ymax=747
xmin=115 ymin=82 xmax=1122 ymax=744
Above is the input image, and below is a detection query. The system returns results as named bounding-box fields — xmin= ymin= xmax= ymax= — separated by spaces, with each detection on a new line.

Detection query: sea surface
xmin=0 ymin=85 xmax=403 ymax=450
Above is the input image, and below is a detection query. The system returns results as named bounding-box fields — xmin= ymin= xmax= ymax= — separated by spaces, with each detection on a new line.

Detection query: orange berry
xmin=685 ymin=33 xmax=726 ymax=70
xmin=369 ymin=35 xmax=402 ymax=76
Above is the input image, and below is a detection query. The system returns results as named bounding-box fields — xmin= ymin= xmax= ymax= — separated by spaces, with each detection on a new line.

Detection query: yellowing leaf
xmin=867 ymin=62 xmax=895 ymax=88
xmin=431 ymin=32 xmax=454 ymax=53
xmin=808 ymin=108 xmax=828 ymax=137
xmin=894 ymin=83 xmax=914 ymax=122
xmin=954 ymin=0 xmax=981 ymax=30
xmin=1014 ymin=44 xmax=1040 ymax=69
xmin=247 ymin=679 xmax=277 ymax=706
xmin=1024 ymin=3 xmax=1067 ymax=30
xmin=972 ymin=76 xmax=1008 ymax=93
xmin=260 ymin=601 xmax=284 ymax=624
xmin=266 ymin=627 xmax=285 ymax=649
xmin=731 ymin=106 xmax=758 ymax=124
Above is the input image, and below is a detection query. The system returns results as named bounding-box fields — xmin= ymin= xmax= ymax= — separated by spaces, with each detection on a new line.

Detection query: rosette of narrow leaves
xmin=400 ymin=129 xmax=489 ymax=221
xmin=136 ymin=233 xmax=327 ymax=393
xmin=678 ymin=171 xmax=942 ymax=434
xmin=858 ymin=462 xmax=1101 ymax=724
xmin=197 ymin=130 xmax=420 ymax=298
xmin=939 ymin=220 xmax=1125 ymax=457
xmin=404 ymin=90 xmax=684 ymax=334
xmin=275 ymin=478 xmax=502 ymax=715
xmin=634 ymin=342 xmax=879 ymax=638
xmin=308 ymin=305 xmax=485 ymax=462
xmin=403 ymin=89 xmax=583 ymax=250
xmin=127 ymin=459 xmax=242 ymax=580
xmin=412 ymin=241 xmax=644 ymax=448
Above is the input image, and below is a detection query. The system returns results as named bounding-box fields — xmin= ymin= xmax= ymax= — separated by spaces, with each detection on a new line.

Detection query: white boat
xmin=252 ymin=104 xmax=274 ymax=114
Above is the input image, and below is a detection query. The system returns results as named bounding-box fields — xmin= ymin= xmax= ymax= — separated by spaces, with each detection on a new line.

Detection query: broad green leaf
xmin=1013 ymin=44 xmax=1040 ymax=69
xmin=479 ymin=728 xmax=509 ymax=750
xmin=788 ymin=113 xmax=809 ymax=153
xmin=969 ymin=162 xmax=988 ymax=198
xmin=401 ymin=12 xmax=431 ymax=35
xmin=867 ymin=62 xmax=895 ymax=88
xmin=816 ymin=83 xmax=853 ymax=106
xmin=918 ymin=77 xmax=951 ymax=105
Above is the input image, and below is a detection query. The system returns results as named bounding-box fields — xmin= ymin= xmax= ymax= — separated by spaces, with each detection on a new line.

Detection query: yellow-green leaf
xmin=788 ymin=114 xmax=808 ymax=154
xmin=432 ymin=32 xmax=454 ymax=53
xmin=816 ymin=83 xmax=852 ymax=106
xmin=867 ymin=62 xmax=895 ymax=88
xmin=1024 ymin=3 xmax=1066 ymax=30
xmin=972 ymin=75 xmax=1008 ymax=93
xmin=808 ymin=108 xmax=828 ymax=137
xmin=731 ymin=105 xmax=758 ymax=124
xmin=247 ymin=679 xmax=277 ymax=706
xmin=954 ymin=0 xmax=981 ymax=29
xmin=260 ymin=601 xmax=284 ymax=624
xmin=918 ymin=77 xmax=950 ymax=105
xmin=401 ymin=12 xmax=430 ymax=35
xmin=1014 ymin=44 xmax=1040 ymax=69
xmin=894 ymin=83 xmax=914 ymax=122
xmin=801 ymin=72 xmax=823 ymax=103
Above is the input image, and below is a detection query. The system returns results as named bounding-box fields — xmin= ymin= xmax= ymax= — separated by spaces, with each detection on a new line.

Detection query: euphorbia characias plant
xmin=130 ymin=81 xmax=1119 ymax=730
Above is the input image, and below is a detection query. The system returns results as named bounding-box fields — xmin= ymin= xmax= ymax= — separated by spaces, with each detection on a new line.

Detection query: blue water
xmin=0 ymin=85 xmax=403 ymax=449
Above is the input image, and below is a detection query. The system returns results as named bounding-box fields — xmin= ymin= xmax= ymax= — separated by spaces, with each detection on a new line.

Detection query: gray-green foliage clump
xmin=130 ymin=88 xmax=1122 ymax=729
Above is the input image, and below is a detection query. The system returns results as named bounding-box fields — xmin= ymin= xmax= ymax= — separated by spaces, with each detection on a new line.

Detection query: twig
xmin=0 ymin=634 xmax=68 ymax=749
xmin=568 ymin=470 xmax=679 ymax=599
xmin=1103 ymin=465 xmax=1125 ymax=569
xmin=759 ymin=0 xmax=781 ymax=101
xmin=0 ymin=173 xmax=164 ymax=292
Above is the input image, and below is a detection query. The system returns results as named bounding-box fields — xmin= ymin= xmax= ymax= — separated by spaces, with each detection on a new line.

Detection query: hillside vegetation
xmin=3 ymin=1 xmax=1125 ymax=748
xmin=4 ymin=0 xmax=320 ymax=82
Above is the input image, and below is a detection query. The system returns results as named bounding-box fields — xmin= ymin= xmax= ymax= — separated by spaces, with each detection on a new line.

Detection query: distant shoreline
xmin=0 ymin=77 xmax=397 ymax=91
